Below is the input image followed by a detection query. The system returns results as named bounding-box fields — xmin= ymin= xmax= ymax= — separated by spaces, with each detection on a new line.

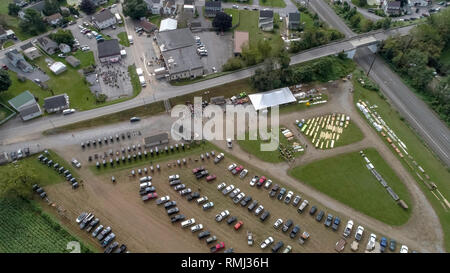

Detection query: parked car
xmin=256 ymin=176 xmax=266 ymax=187
xmin=316 ymin=210 xmax=325 ymax=222
xmin=229 ymin=188 xmax=241 ymax=198
xmin=180 ymin=188 xmax=192 ymax=196
xmin=227 ymin=216 xmax=237 ymax=225
xmin=400 ymin=245 xmax=408 ymax=253
xmin=102 ymin=232 xmax=116 ymax=247
xmin=197 ymin=196 xmax=208 ymax=204
xmin=239 ymin=169 xmax=248 ymax=178
xmin=130 ymin=117 xmax=140 ymax=122
xmin=324 ymin=214 xmax=333 ymax=227
xmin=215 ymin=210 xmax=230 ymax=222
xmin=389 ymin=239 xmax=397 ymax=252
xmin=298 ymin=200 xmax=309 ymax=213
xmin=167 ymin=207 xmax=180 ymax=215
xmin=114 ymin=244 xmax=127 ymax=253
xmin=156 ymin=195 xmax=170 ymax=205
xmin=271 ymin=241 xmax=284 ymax=253
xmin=164 ymin=201 xmax=177 ymax=209
xmin=181 ymin=218 xmax=196 ymax=228
xmin=380 ymin=237 xmax=388 ymax=252
xmin=290 ymin=225 xmax=300 ymax=239
xmin=92 ymin=225 xmax=104 ymax=237
xmin=254 ymin=205 xmax=264 ymax=216
xmin=260 ymin=236 xmax=274 ymax=249
xmin=232 ymin=165 xmax=243 ymax=175
xmin=269 ymin=184 xmax=279 ymax=197
xmin=217 ymin=182 xmax=226 ymax=191
xmin=282 ymin=219 xmax=293 ymax=232
xmin=260 ymin=211 xmax=270 ymax=222
xmin=168 ymin=174 xmax=180 ymax=181
xmin=86 ymin=218 xmax=100 ymax=232
xmin=282 ymin=245 xmax=292 ymax=253
xmin=206 ymin=174 xmax=216 ymax=182
xmin=234 ymin=220 xmax=243 ymax=230
xmin=284 ymin=191 xmax=293 ymax=204
xmin=191 ymin=224 xmax=203 ymax=232
xmin=198 ymin=230 xmax=211 ymax=239
xmin=249 ymin=176 xmax=258 ymax=187
xmin=248 ymin=200 xmax=258 ymax=211
xmin=240 ymin=195 xmax=252 ymax=207
xmin=331 ymin=216 xmax=341 ymax=231
xmin=214 ymin=153 xmax=224 ymax=164
xmin=367 ymin=233 xmax=377 ymax=250
xmin=210 ymin=241 xmax=225 ymax=253
xmin=355 ymin=225 xmax=364 ymax=241
xmin=97 ymin=226 xmax=111 ymax=241
xmin=343 ymin=220 xmax=353 ymax=237
xmin=292 ymin=195 xmax=301 ymax=206
xmin=206 ymin=236 xmax=217 ymax=244
xmin=233 ymin=192 xmax=246 ymax=203
xmin=226 ymin=138 xmax=232 ymax=148
xmin=202 ymin=202 xmax=214 ymax=210
xmin=309 ymin=206 xmax=317 ymax=216
xmin=171 ymin=214 xmax=186 ymax=223
xmin=227 ymin=163 xmax=237 ymax=171
xmin=273 ymin=218 xmax=283 ymax=229
xmin=222 ymin=185 xmax=235 ymax=195
xmin=277 ymin=188 xmax=286 ymax=200
xmin=264 ymin=179 xmax=272 ymax=189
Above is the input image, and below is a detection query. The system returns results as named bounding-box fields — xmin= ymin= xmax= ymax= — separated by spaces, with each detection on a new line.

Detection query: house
xmin=19 ymin=1 xmax=46 ymax=19
xmin=408 ymin=0 xmax=430 ymax=6
xmin=205 ymin=1 xmax=222 ymax=18
xmin=184 ymin=0 xmax=194 ymax=5
xmin=287 ymin=12 xmax=301 ymax=30
xmin=14 ymin=0 xmax=28 ymax=8
xmin=37 ymin=36 xmax=58 ymax=55
xmin=164 ymin=0 xmax=177 ymax=15
xmin=234 ymin=31 xmax=249 ymax=56
xmin=259 ymin=9 xmax=274 ymax=31
xmin=49 ymin=62 xmax=67 ymax=75
xmin=0 ymin=26 xmax=7 ymax=40
xmin=155 ymin=28 xmax=204 ymax=80
xmin=92 ymin=10 xmax=117 ymax=29
xmin=66 ymin=56 xmax=81 ymax=68
xmin=382 ymin=0 xmax=402 ymax=16
xmin=5 ymin=49 xmax=33 ymax=73
xmin=18 ymin=103 xmax=43 ymax=121
xmin=59 ymin=43 xmax=71 ymax=54
xmin=8 ymin=90 xmax=36 ymax=112
xmin=139 ymin=19 xmax=158 ymax=33
xmin=145 ymin=0 xmax=164 ymax=14
xmin=97 ymin=39 xmax=121 ymax=63
xmin=43 ymin=94 xmax=69 ymax=113
xmin=159 ymin=18 xmax=178 ymax=32
xmin=23 ymin=46 xmax=41 ymax=60
xmin=44 ymin=13 xmax=63 ymax=26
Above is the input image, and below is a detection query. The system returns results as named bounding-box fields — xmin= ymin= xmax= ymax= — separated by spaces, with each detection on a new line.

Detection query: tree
xmin=8 ymin=3 xmax=21 ymax=16
xmin=278 ymin=49 xmax=291 ymax=69
xmin=68 ymin=6 xmax=80 ymax=16
xmin=123 ymin=0 xmax=148 ymax=20
xmin=43 ymin=0 xmax=60 ymax=16
xmin=19 ymin=9 xmax=46 ymax=35
xmin=212 ymin=12 xmax=232 ymax=32
xmin=50 ymin=29 xmax=75 ymax=46
xmin=358 ymin=0 xmax=368 ymax=7
xmin=257 ymin=39 xmax=272 ymax=59
xmin=0 ymin=163 xmax=38 ymax=199
xmin=79 ymin=0 xmax=96 ymax=15
xmin=0 ymin=70 xmax=11 ymax=92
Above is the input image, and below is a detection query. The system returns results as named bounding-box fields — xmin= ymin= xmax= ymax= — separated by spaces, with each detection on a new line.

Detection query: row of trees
xmin=222 ymin=39 xmax=274 ymax=72
xmin=334 ymin=1 xmax=391 ymax=33
xmin=379 ymin=8 xmax=450 ymax=125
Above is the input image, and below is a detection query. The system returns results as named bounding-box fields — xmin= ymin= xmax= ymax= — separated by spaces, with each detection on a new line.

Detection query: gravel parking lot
xmin=195 ymin=31 xmax=233 ymax=74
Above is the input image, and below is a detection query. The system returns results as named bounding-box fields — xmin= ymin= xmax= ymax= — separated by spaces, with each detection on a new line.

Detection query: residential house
xmin=139 ymin=19 xmax=158 ymax=33
xmin=5 ymin=49 xmax=33 ymax=73
xmin=14 ymin=0 xmax=28 ymax=8
xmin=287 ymin=12 xmax=300 ymax=30
xmin=43 ymin=94 xmax=70 ymax=113
xmin=7 ymin=90 xmax=43 ymax=121
xmin=23 ymin=46 xmax=42 ymax=60
xmin=408 ymin=0 xmax=430 ymax=6
xmin=65 ymin=56 xmax=81 ymax=68
xmin=259 ymin=10 xmax=274 ymax=31
xmin=164 ymin=0 xmax=177 ymax=15
xmin=59 ymin=43 xmax=71 ymax=54
xmin=44 ymin=13 xmax=63 ymax=26
xmin=97 ymin=39 xmax=121 ymax=63
xmin=37 ymin=36 xmax=58 ymax=55
xmin=205 ymin=1 xmax=222 ymax=18
xmin=145 ymin=0 xmax=164 ymax=14
xmin=92 ymin=10 xmax=117 ymax=29
xmin=19 ymin=1 xmax=46 ymax=19
xmin=382 ymin=0 xmax=402 ymax=16
xmin=184 ymin=0 xmax=194 ymax=5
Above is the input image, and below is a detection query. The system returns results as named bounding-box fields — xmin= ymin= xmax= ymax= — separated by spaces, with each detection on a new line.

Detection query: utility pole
xmin=367 ymin=53 xmax=376 ymax=76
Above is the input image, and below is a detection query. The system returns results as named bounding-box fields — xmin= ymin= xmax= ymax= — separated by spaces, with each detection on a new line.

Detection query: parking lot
xmin=195 ymin=31 xmax=233 ymax=74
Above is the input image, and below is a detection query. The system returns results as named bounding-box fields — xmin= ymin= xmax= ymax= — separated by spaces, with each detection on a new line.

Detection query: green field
xmin=0 ymin=103 xmax=14 ymax=121
xmin=259 ymin=0 xmax=286 ymax=8
xmin=2 ymin=40 xmax=15 ymax=49
xmin=72 ymin=50 xmax=96 ymax=68
xmin=148 ymin=15 xmax=162 ymax=27
xmin=117 ymin=32 xmax=130 ymax=47
xmin=352 ymin=70 xmax=450 ymax=251
xmin=440 ymin=47 xmax=450 ymax=67
xmin=0 ymin=198 xmax=94 ymax=253
xmin=128 ymin=64 xmax=142 ymax=97
xmin=289 ymin=148 xmax=412 ymax=225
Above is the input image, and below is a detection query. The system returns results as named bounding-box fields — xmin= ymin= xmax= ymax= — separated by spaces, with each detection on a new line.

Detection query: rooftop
xmin=97 ymin=39 xmax=121 ymax=58
xmin=44 ymin=94 xmax=68 ymax=110
xmin=289 ymin=12 xmax=301 ymax=22
xmin=205 ymin=1 xmax=221 ymax=8
xmin=157 ymin=28 xmax=195 ymax=51
xmin=8 ymin=90 xmax=35 ymax=110
xmin=162 ymin=45 xmax=203 ymax=74
xmin=92 ymin=9 xmax=115 ymax=22
xmin=249 ymin=87 xmax=296 ymax=111
xmin=260 ymin=9 xmax=274 ymax=18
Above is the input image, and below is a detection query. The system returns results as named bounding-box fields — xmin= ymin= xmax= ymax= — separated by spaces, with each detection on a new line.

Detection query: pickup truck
xmin=210 ymin=242 xmax=225 ymax=252
xmin=343 ymin=220 xmax=354 ymax=237
xmin=366 ymin=233 xmax=377 ymax=250
xmin=247 ymin=231 xmax=253 ymax=246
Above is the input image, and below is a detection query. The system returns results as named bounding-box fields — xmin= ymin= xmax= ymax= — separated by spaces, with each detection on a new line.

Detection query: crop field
xmin=0 ymin=198 xmax=94 ymax=253
xmin=289 ymin=148 xmax=412 ymax=226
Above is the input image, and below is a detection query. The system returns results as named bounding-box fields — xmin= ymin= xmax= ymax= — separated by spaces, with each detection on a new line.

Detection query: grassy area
xmin=0 ymin=103 xmax=14 ymax=121
xmin=259 ymin=0 xmax=286 ymax=8
xmin=117 ymin=32 xmax=130 ymax=47
xmin=352 ymin=70 xmax=450 ymax=251
xmin=289 ymin=148 xmax=412 ymax=225
xmin=226 ymin=9 xmax=239 ymax=27
xmin=90 ymin=141 xmax=216 ymax=174
xmin=440 ymin=46 xmax=450 ymax=67
xmin=72 ymin=50 xmax=95 ymax=68
xmin=148 ymin=15 xmax=162 ymax=27
xmin=2 ymin=40 xmax=15 ymax=49
xmin=0 ymin=198 xmax=95 ymax=253
xmin=128 ymin=64 xmax=142 ymax=97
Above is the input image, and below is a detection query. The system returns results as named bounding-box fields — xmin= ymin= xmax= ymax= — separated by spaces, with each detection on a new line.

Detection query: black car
xmin=269 ymin=184 xmax=279 ymax=198
xmin=271 ymin=241 xmax=284 ymax=253
xmin=309 ymin=206 xmax=317 ymax=216
xmin=97 ymin=226 xmax=112 ymax=241
xmin=186 ymin=192 xmax=201 ymax=201
xmin=170 ymin=214 xmax=186 ymax=223
xmin=282 ymin=219 xmax=293 ymax=232
xmin=324 ymin=214 xmax=333 ymax=227
xmin=130 ymin=117 xmax=140 ymax=122
xmin=104 ymin=241 xmax=119 ymax=253
xmin=86 ymin=218 xmax=100 ymax=232
xmin=114 ymin=244 xmax=127 ymax=253
xmin=260 ymin=211 xmax=270 ymax=222
xmin=164 ymin=201 xmax=177 ymax=209
xmin=139 ymin=186 xmax=156 ymax=196
xmin=247 ymin=200 xmax=258 ymax=211
xmin=240 ymin=195 xmax=252 ymax=207
xmin=227 ymin=216 xmax=237 ymax=225
xmin=277 ymin=188 xmax=286 ymax=200
xmin=167 ymin=207 xmax=180 ymax=215
xmin=316 ymin=210 xmax=325 ymax=222
xmin=290 ymin=225 xmax=300 ymax=239
xmin=331 ymin=216 xmax=341 ymax=231
xmin=198 ymin=230 xmax=211 ymax=239
xmin=224 ymin=248 xmax=234 ymax=253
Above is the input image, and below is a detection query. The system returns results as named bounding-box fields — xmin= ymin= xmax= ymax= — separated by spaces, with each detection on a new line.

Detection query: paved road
xmin=308 ymin=0 xmax=450 ymax=166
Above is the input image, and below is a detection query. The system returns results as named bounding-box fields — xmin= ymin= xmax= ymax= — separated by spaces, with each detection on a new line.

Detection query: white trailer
xmin=128 ymin=35 xmax=133 ymax=44
xmin=115 ymin=13 xmax=122 ymax=24
xmin=139 ymin=76 xmax=146 ymax=87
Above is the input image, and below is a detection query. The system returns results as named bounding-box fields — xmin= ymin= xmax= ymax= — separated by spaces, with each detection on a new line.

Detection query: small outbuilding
xmin=249 ymin=87 xmax=296 ymax=111
xmin=43 ymin=93 xmax=69 ymax=113
xmin=49 ymin=61 xmax=67 ymax=75
xmin=65 ymin=56 xmax=81 ymax=67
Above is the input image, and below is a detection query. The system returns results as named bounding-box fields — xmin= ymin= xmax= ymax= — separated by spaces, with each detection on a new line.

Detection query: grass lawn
xmin=148 ymin=15 xmax=162 ymax=27
xmin=352 ymin=70 xmax=450 ymax=251
xmin=440 ymin=46 xmax=450 ymax=67
xmin=289 ymin=148 xmax=412 ymax=225
xmin=72 ymin=50 xmax=95 ymax=68
xmin=2 ymin=40 xmax=15 ymax=49
xmin=117 ymin=32 xmax=130 ymax=47
xmin=0 ymin=103 xmax=14 ymax=121
xmin=226 ymin=9 xmax=239 ymax=27
xmin=259 ymin=0 xmax=286 ymax=8
xmin=128 ymin=64 xmax=142 ymax=97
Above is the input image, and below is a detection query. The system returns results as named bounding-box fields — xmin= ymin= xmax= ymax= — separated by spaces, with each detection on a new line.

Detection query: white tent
xmin=248 ymin=87 xmax=296 ymax=111
xmin=159 ymin=18 xmax=178 ymax=32
xmin=49 ymin=61 xmax=67 ymax=75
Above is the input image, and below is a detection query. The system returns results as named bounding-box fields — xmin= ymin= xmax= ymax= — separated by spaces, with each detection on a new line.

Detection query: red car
xmin=232 ymin=165 xmax=243 ymax=175
xmin=1 ymin=65 xmax=8 ymax=70
xmin=192 ymin=166 xmax=205 ymax=174
xmin=257 ymin=176 xmax=266 ymax=187
xmin=142 ymin=192 xmax=158 ymax=201
xmin=234 ymin=220 xmax=243 ymax=230
xmin=206 ymin=174 xmax=216 ymax=182
xmin=211 ymin=242 xmax=225 ymax=252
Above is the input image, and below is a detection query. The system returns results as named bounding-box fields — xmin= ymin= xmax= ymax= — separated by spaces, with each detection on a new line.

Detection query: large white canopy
xmin=249 ymin=87 xmax=296 ymax=111
xmin=159 ymin=18 xmax=178 ymax=32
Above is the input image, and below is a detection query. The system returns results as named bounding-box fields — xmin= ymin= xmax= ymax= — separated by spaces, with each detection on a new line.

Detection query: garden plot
xmin=296 ymin=113 xmax=351 ymax=149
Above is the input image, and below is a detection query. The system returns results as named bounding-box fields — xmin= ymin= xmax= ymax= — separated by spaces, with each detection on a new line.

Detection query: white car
xmin=233 ymin=192 xmax=245 ymax=203
xmin=62 ymin=108 xmax=76 ymax=115
xmin=232 ymin=4 xmax=239 ymax=9
xmin=191 ymin=224 xmax=203 ymax=232
xmin=217 ymin=182 xmax=226 ymax=191
xmin=202 ymin=201 xmax=214 ymax=210
xmin=343 ymin=220 xmax=354 ymax=237
xmin=81 ymin=46 xmax=90 ymax=51
xmin=229 ymin=188 xmax=241 ymax=198
xmin=215 ymin=210 xmax=230 ymax=222
xmin=367 ymin=233 xmax=377 ymax=250
xmin=254 ymin=205 xmax=264 ymax=215
xmin=181 ymin=218 xmax=195 ymax=228
xmin=222 ymin=185 xmax=235 ymax=195
xmin=355 ymin=225 xmax=364 ymax=241
xmin=239 ymin=169 xmax=248 ymax=179
xmin=212 ymin=67 xmax=217 ymax=73
xmin=226 ymin=138 xmax=232 ymax=148
xmin=168 ymin=174 xmax=180 ymax=181
xmin=71 ymin=158 xmax=81 ymax=168
xmin=298 ymin=200 xmax=309 ymax=213
xmin=196 ymin=196 xmax=208 ymax=204
xmin=214 ymin=153 xmax=224 ymax=164
xmin=227 ymin=163 xmax=237 ymax=171
xmin=284 ymin=191 xmax=293 ymax=204
xmin=260 ymin=236 xmax=274 ymax=249
xmin=249 ymin=176 xmax=258 ymax=187
xmin=156 ymin=195 xmax=170 ymax=205
xmin=264 ymin=179 xmax=272 ymax=189
xmin=78 ymin=25 xmax=84 ymax=30
xmin=273 ymin=218 xmax=283 ymax=229
xmin=400 ymin=245 xmax=408 ymax=253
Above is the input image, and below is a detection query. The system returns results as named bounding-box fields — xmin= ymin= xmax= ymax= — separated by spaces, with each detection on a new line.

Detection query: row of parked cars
xmin=37 ymin=153 xmax=79 ymax=189
xmin=80 ymin=131 xmax=139 ymax=149
xmin=76 ymin=212 xmax=127 ymax=253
